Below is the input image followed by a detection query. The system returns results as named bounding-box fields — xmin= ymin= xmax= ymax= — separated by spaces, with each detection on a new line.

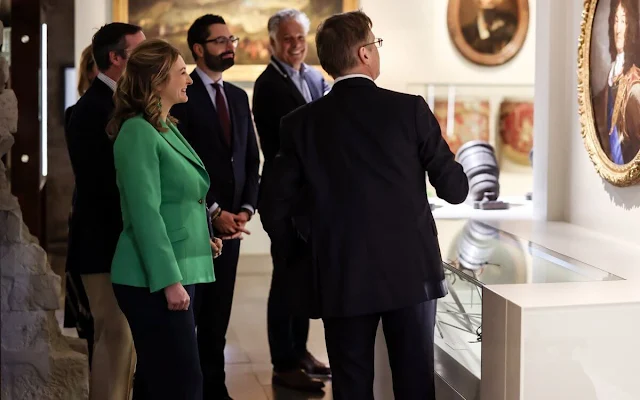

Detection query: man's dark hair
xmin=91 ymin=22 xmax=142 ymax=72
xmin=316 ymin=11 xmax=372 ymax=78
xmin=187 ymin=14 xmax=226 ymax=61
xmin=608 ymin=0 xmax=639 ymax=74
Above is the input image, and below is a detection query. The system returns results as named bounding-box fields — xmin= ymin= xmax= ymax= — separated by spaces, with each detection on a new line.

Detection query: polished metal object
xmin=456 ymin=220 xmax=499 ymax=271
xmin=456 ymin=141 xmax=509 ymax=210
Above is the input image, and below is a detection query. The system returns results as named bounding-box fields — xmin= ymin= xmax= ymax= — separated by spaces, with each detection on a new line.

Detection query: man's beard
xmin=204 ymin=50 xmax=235 ymax=72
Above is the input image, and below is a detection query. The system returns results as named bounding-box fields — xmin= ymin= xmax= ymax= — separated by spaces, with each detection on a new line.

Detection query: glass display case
xmin=434 ymin=219 xmax=622 ymax=400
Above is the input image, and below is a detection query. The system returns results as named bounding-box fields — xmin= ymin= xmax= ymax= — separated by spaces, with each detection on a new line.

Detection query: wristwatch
xmin=210 ymin=207 xmax=223 ymax=222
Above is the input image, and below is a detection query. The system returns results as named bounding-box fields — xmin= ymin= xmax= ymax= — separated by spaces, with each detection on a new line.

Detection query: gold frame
xmin=111 ymin=0 xmax=359 ymax=82
xmin=577 ymin=0 xmax=640 ymax=186
xmin=447 ymin=0 xmax=530 ymax=66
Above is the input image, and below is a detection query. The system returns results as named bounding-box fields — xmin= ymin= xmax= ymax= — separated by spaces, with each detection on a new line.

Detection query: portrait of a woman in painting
xmin=447 ymin=0 xmax=529 ymax=66
xmin=590 ymin=0 xmax=640 ymax=166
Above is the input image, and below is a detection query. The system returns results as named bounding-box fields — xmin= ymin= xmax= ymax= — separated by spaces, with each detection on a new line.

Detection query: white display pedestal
xmin=374 ymin=219 xmax=640 ymax=400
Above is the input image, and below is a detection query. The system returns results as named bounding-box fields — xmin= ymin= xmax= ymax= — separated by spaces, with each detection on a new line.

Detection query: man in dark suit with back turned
xmin=171 ymin=14 xmax=260 ymax=400
xmin=252 ymin=8 xmax=330 ymax=393
xmin=65 ymin=22 xmax=145 ymax=400
xmin=259 ymin=11 xmax=469 ymax=400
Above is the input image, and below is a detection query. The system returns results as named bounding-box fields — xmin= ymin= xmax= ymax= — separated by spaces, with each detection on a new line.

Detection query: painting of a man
xmin=591 ymin=0 xmax=640 ymax=165
xmin=460 ymin=0 xmax=518 ymax=55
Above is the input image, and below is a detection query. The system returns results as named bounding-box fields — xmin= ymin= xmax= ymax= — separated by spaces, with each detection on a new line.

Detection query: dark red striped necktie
xmin=212 ymin=83 xmax=231 ymax=145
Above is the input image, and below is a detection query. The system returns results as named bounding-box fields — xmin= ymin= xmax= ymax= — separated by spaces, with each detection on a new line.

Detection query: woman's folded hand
xmin=164 ymin=282 xmax=190 ymax=311
xmin=210 ymin=237 xmax=223 ymax=258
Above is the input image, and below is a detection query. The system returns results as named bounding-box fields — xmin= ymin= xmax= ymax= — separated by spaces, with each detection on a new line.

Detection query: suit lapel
xmin=168 ymin=122 xmax=205 ymax=168
xmin=269 ymin=59 xmax=307 ymax=106
xmin=160 ymin=121 xmax=207 ymax=178
xmin=190 ymin=70 xmax=215 ymax=111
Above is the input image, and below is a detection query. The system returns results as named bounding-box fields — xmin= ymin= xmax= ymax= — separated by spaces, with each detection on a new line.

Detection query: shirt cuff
xmin=207 ymin=203 xmax=220 ymax=216
xmin=240 ymin=204 xmax=255 ymax=215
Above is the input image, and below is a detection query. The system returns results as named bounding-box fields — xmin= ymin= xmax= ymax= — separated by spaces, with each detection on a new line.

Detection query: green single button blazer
xmin=111 ymin=115 xmax=215 ymax=292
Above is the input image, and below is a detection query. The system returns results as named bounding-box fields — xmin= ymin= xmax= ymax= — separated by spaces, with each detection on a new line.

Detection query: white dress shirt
xmin=333 ymin=74 xmax=374 ymax=84
xmin=194 ymin=67 xmax=230 ymax=111
xmin=97 ymin=72 xmax=117 ymax=92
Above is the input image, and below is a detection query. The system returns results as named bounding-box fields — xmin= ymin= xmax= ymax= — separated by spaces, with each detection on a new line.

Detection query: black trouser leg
xmin=291 ymin=315 xmax=310 ymax=359
xmin=323 ymin=313 xmax=379 ymax=400
xmin=113 ymin=284 xmax=202 ymax=400
xmin=195 ymin=238 xmax=241 ymax=398
xmin=381 ymin=300 xmax=437 ymax=400
xmin=323 ymin=300 xmax=438 ymax=400
xmin=267 ymin=247 xmax=310 ymax=372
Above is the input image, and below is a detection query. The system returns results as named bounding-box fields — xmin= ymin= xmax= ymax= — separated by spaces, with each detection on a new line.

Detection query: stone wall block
xmin=0 ymin=210 xmax=25 ymax=243
xmin=1 ymin=242 xmax=48 ymax=276
xmin=0 ymin=311 xmax=50 ymax=351
xmin=0 ymin=89 xmax=18 ymax=134
xmin=1 ymin=276 xmax=12 ymax=311
xmin=9 ymin=272 xmax=61 ymax=311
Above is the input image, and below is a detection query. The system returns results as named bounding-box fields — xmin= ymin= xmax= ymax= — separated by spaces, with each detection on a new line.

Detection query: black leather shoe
xmin=299 ymin=351 xmax=331 ymax=377
xmin=272 ymin=369 xmax=325 ymax=392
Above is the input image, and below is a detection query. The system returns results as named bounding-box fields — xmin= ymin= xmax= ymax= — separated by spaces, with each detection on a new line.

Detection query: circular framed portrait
xmin=447 ymin=0 xmax=530 ymax=66
xmin=578 ymin=0 xmax=640 ymax=186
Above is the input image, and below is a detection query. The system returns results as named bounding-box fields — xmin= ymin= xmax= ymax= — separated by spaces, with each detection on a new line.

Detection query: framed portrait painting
xmin=447 ymin=0 xmax=529 ymax=66
xmin=112 ymin=0 xmax=358 ymax=82
xmin=578 ymin=0 xmax=640 ymax=186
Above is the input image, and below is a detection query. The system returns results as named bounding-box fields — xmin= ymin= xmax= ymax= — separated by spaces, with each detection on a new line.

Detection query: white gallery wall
xmin=361 ymin=0 xmax=536 ymax=91
xmin=74 ymin=0 xmax=111 ymax=71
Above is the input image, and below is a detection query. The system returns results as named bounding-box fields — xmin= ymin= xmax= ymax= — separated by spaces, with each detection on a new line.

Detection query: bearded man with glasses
xmin=171 ymin=14 xmax=260 ymax=400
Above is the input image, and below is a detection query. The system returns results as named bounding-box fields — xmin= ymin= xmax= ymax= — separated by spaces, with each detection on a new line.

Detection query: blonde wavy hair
xmin=107 ymin=39 xmax=181 ymax=139
xmin=78 ymin=45 xmax=97 ymax=96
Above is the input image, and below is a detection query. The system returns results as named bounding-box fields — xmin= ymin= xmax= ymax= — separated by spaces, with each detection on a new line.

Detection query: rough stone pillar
xmin=0 ymin=20 xmax=89 ymax=400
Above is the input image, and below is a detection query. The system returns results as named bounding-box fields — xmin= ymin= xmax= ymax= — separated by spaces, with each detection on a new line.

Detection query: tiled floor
xmin=225 ymin=255 xmax=333 ymax=400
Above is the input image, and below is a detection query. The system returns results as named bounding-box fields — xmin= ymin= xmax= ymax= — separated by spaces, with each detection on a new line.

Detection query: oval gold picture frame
xmin=447 ymin=0 xmax=530 ymax=66
xmin=577 ymin=0 xmax=640 ymax=186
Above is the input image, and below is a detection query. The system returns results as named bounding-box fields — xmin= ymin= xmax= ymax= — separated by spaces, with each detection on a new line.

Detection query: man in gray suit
xmin=252 ymin=8 xmax=331 ymax=393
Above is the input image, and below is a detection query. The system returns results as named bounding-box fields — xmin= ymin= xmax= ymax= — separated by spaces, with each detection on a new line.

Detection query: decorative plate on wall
xmin=578 ymin=0 xmax=640 ymax=186
xmin=447 ymin=0 xmax=529 ymax=66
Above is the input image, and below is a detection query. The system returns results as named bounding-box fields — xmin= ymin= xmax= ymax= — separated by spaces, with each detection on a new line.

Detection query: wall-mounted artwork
xmin=447 ymin=0 xmax=529 ymax=66
xmin=433 ymin=98 xmax=491 ymax=155
xmin=499 ymin=99 xmax=533 ymax=165
xmin=578 ymin=0 xmax=640 ymax=186
xmin=112 ymin=0 xmax=358 ymax=81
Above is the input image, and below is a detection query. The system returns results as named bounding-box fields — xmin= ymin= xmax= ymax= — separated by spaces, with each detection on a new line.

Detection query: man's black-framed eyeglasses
xmin=362 ymin=38 xmax=383 ymax=48
xmin=203 ymin=36 xmax=240 ymax=48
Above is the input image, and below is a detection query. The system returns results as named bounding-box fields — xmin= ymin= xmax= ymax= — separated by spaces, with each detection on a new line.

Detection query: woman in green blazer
xmin=106 ymin=39 xmax=221 ymax=400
